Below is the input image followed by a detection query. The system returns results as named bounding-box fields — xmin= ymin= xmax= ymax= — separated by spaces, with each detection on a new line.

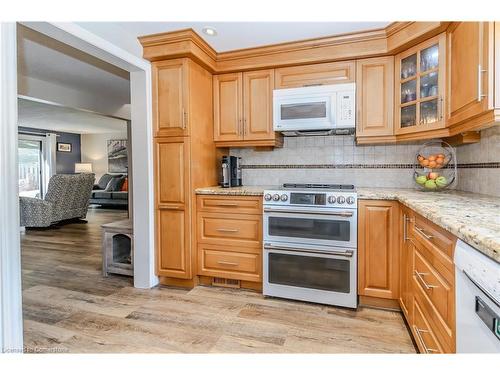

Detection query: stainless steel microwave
xmin=273 ymin=83 xmax=355 ymax=134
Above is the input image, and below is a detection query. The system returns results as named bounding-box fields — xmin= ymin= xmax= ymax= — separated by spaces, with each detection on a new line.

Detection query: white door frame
xmin=0 ymin=22 xmax=158 ymax=352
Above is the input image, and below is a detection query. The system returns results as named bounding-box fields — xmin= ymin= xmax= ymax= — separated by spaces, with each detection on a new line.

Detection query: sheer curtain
xmin=43 ymin=133 xmax=57 ymax=197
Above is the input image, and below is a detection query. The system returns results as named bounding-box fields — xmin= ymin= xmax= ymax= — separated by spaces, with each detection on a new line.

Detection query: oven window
xmin=269 ymin=253 xmax=350 ymax=293
xmin=268 ymin=216 xmax=350 ymax=242
xmin=281 ymin=102 xmax=327 ymax=120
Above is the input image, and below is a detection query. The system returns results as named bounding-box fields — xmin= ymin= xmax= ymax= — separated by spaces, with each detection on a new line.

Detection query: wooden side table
xmin=101 ymin=219 xmax=133 ymax=277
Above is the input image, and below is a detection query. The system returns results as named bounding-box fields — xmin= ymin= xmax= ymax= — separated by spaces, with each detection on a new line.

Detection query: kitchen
xmin=142 ymin=20 xmax=500 ymax=355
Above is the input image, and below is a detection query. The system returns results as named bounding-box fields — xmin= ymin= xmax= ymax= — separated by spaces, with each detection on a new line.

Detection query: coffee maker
xmin=220 ymin=156 xmax=242 ymax=188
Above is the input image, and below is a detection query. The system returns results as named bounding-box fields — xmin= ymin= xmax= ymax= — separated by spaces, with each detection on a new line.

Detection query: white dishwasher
xmin=454 ymin=239 xmax=500 ymax=353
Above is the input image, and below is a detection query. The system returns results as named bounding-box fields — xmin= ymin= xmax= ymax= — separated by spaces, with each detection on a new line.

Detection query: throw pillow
xmin=121 ymin=177 xmax=128 ymax=191
xmin=105 ymin=176 xmax=125 ymax=192
xmin=96 ymin=174 xmax=118 ymax=190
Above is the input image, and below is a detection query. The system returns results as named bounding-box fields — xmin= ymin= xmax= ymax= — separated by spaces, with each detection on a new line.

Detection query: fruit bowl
xmin=413 ymin=141 xmax=457 ymax=191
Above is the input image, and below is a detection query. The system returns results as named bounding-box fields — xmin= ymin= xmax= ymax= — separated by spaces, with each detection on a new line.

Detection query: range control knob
xmin=264 ymin=193 xmax=272 ymax=201
xmin=273 ymin=194 xmax=280 ymax=201
xmin=337 ymin=196 xmax=346 ymax=204
xmin=346 ymin=196 xmax=355 ymax=205
xmin=327 ymin=196 xmax=336 ymax=204
xmin=280 ymin=194 xmax=289 ymax=202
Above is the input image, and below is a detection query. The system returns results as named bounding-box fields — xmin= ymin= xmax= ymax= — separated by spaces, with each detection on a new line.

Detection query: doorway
xmin=18 ymin=135 xmax=44 ymax=198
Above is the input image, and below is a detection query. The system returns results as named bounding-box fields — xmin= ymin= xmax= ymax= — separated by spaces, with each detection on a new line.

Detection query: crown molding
xmin=139 ymin=22 xmax=450 ymax=73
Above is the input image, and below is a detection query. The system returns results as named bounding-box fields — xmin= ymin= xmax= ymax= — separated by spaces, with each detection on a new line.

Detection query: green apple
xmin=416 ymin=175 xmax=427 ymax=185
xmin=424 ymin=180 xmax=437 ymax=190
xmin=435 ymin=176 xmax=448 ymax=187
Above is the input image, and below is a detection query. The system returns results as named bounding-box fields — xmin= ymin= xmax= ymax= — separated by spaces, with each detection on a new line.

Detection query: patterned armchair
xmin=20 ymin=173 xmax=95 ymax=228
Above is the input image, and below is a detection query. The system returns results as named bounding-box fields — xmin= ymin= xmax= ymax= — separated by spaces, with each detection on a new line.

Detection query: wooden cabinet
xmin=153 ymin=59 xmax=219 ymax=287
xmin=275 ymin=61 xmax=355 ymax=88
xmin=356 ymin=57 xmax=395 ymax=140
xmin=446 ymin=22 xmax=499 ymax=131
xmin=152 ymin=59 xmax=189 ymax=137
xmin=395 ymin=33 xmax=447 ymax=135
xmin=196 ymin=195 xmax=263 ymax=286
xmin=358 ymin=200 xmax=400 ymax=300
xmin=213 ymin=69 xmax=282 ymax=147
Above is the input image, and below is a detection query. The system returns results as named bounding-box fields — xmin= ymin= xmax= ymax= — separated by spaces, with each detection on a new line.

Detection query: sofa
xmin=89 ymin=173 xmax=128 ymax=207
xmin=19 ymin=173 xmax=95 ymax=228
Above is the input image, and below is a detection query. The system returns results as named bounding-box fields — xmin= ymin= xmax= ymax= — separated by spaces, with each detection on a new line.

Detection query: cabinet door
xmin=395 ymin=34 xmax=446 ymax=135
xmin=243 ymin=69 xmax=275 ymax=141
xmin=213 ymin=73 xmax=243 ymax=142
xmin=399 ymin=208 xmax=414 ymax=323
xmin=356 ymin=57 xmax=394 ymax=137
xmin=275 ymin=61 xmax=355 ymax=89
xmin=152 ymin=59 xmax=189 ymax=137
xmin=447 ymin=22 xmax=493 ymax=127
xmin=358 ymin=200 xmax=400 ymax=299
xmin=154 ymin=138 xmax=191 ymax=278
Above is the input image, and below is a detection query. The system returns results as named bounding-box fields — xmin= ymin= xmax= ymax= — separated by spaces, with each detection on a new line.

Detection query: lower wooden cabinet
xmin=196 ymin=195 xmax=263 ymax=285
xmin=399 ymin=206 xmax=414 ymax=322
xmin=358 ymin=200 xmax=400 ymax=300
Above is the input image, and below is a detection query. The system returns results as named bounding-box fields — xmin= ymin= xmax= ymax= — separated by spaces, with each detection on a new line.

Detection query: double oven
xmin=263 ymin=185 xmax=358 ymax=308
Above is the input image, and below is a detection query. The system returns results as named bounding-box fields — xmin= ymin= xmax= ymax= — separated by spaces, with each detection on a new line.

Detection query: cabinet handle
xmin=477 ymin=64 xmax=487 ymax=102
xmin=438 ymin=96 xmax=443 ymax=120
xmin=414 ymin=225 xmax=433 ymax=240
xmin=182 ymin=108 xmax=187 ymax=129
xmin=414 ymin=326 xmax=438 ymax=354
xmin=403 ymin=214 xmax=414 ymax=242
xmin=238 ymin=118 xmax=242 ymax=135
xmin=414 ymin=270 xmax=437 ymax=290
xmin=216 ymin=228 xmax=239 ymax=233
xmin=213 ymin=203 xmax=238 ymax=207
xmin=217 ymin=260 xmax=239 ymax=267
xmin=243 ymin=118 xmax=247 ymax=136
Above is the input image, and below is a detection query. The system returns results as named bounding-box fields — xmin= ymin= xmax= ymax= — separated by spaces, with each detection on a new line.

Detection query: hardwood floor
xmin=21 ymin=208 xmax=416 ymax=353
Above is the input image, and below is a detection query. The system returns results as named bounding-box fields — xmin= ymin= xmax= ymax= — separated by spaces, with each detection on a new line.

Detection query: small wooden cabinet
xmin=356 ymin=56 xmax=395 ymax=141
xmin=358 ymin=200 xmax=400 ymax=300
xmin=399 ymin=206 xmax=414 ymax=322
xmin=447 ymin=22 xmax=499 ymax=131
xmin=275 ymin=61 xmax=355 ymax=88
xmin=152 ymin=59 xmax=190 ymax=137
xmin=196 ymin=195 xmax=263 ymax=286
xmin=213 ymin=69 xmax=282 ymax=147
xmin=395 ymin=33 xmax=447 ymax=135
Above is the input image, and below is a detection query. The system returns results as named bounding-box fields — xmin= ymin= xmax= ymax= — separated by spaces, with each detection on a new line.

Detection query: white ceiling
xmin=78 ymin=22 xmax=391 ymax=56
xmin=17 ymin=25 xmax=131 ymax=104
xmin=18 ymin=98 xmax=128 ymax=134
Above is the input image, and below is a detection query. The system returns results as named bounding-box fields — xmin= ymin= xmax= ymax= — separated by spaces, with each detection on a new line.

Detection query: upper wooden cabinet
xmin=395 ymin=33 xmax=447 ymax=135
xmin=275 ymin=61 xmax=355 ymax=89
xmin=356 ymin=57 xmax=395 ymax=139
xmin=447 ymin=22 xmax=499 ymax=131
xmin=152 ymin=59 xmax=190 ymax=137
xmin=213 ymin=69 xmax=282 ymax=147
xmin=358 ymin=200 xmax=400 ymax=300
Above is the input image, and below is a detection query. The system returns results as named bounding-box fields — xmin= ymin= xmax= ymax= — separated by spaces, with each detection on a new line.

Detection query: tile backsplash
xmin=230 ymin=135 xmax=426 ymax=188
xmin=455 ymin=126 xmax=500 ymax=197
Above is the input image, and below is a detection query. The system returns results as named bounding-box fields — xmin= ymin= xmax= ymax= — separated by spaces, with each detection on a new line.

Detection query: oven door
xmin=263 ymin=206 xmax=356 ymax=248
xmin=263 ymin=243 xmax=357 ymax=308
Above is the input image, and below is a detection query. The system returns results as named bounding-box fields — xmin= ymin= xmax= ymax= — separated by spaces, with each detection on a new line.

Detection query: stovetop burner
xmin=282 ymin=183 xmax=355 ymax=190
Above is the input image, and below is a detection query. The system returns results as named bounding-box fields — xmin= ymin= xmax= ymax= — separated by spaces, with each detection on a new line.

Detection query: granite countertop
xmin=195 ymin=186 xmax=500 ymax=263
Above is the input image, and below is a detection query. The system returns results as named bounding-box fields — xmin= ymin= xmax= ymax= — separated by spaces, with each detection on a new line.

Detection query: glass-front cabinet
xmin=395 ymin=33 xmax=446 ymax=134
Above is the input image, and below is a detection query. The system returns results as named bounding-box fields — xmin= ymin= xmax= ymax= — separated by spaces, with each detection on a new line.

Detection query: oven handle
xmin=264 ymin=243 xmax=354 ymax=258
xmin=263 ymin=207 xmax=354 ymax=217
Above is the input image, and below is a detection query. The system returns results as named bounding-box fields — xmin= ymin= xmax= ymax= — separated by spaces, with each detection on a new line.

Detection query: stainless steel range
xmin=263 ymin=183 xmax=357 ymax=308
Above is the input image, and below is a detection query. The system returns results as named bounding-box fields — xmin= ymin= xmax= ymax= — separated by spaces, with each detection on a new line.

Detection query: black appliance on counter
xmin=220 ymin=156 xmax=242 ymax=188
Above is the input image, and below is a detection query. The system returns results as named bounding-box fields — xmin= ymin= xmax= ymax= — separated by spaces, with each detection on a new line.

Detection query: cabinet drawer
xmin=412 ymin=213 xmax=456 ymax=262
xmin=197 ymin=212 xmax=262 ymax=247
xmin=413 ymin=246 xmax=454 ymax=330
xmin=412 ymin=294 xmax=444 ymax=354
xmin=198 ymin=244 xmax=261 ymax=282
xmin=197 ymin=195 xmax=262 ymax=214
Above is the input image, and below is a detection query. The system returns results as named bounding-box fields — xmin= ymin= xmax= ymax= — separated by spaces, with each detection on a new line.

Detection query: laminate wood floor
xmin=21 ymin=208 xmax=416 ymax=353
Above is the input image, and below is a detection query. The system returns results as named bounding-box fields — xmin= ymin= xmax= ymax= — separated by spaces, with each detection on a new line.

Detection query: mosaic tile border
xmin=241 ymin=162 xmax=500 ymax=170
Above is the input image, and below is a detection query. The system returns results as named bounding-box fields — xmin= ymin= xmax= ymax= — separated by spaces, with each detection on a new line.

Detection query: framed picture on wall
xmin=57 ymin=142 xmax=72 ymax=152
xmin=107 ymin=139 xmax=128 ymax=173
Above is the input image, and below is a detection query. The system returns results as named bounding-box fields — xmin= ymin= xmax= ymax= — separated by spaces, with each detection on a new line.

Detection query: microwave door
xmin=274 ymin=95 xmax=335 ymax=131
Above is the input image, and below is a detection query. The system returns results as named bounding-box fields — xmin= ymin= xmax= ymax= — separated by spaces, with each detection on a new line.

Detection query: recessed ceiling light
xmin=202 ymin=27 xmax=217 ymax=36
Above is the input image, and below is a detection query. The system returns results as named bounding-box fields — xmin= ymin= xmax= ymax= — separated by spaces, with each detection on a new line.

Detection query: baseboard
xmin=358 ymin=295 xmax=401 ymax=311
